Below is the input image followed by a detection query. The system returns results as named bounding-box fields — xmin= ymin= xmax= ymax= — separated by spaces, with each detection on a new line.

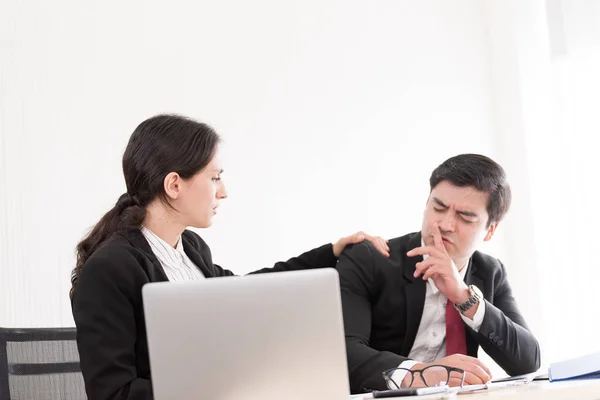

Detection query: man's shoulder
xmin=339 ymin=231 xmax=420 ymax=272
xmin=471 ymin=250 xmax=505 ymax=276
xmin=388 ymin=231 xmax=421 ymax=251
xmin=472 ymin=250 xmax=502 ymax=267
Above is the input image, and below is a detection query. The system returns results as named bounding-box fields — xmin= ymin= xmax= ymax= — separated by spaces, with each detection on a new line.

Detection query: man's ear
xmin=484 ymin=221 xmax=498 ymax=242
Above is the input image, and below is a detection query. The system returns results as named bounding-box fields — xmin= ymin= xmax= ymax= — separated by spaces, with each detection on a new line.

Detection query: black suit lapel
xmin=464 ymin=259 xmax=483 ymax=290
xmin=123 ymin=228 xmax=214 ymax=280
xmin=123 ymin=229 xmax=169 ymax=281
xmin=401 ymin=233 xmax=427 ymax=356
xmin=181 ymin=234 xmax=214 ymax=278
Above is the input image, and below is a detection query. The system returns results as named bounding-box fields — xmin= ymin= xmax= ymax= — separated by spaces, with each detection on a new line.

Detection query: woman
xmin=70 ymin=114 xmax=388 ymax=400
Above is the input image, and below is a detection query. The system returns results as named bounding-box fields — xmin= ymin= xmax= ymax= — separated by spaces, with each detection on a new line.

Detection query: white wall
xmin=1 ymin=0 xmax=498 ymax=331
xmin=480 ymin=0 xmax=549 ymax=367
xmin=480 ymin=0 xmax=600 ymax=366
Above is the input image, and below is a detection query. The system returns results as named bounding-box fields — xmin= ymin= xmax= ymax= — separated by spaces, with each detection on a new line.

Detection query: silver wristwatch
xmin=455 ymin=285 xmax=482 ymax=313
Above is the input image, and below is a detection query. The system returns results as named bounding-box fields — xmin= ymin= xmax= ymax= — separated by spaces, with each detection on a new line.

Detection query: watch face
xmin=471 ymin=285 xmax=483 ymax=299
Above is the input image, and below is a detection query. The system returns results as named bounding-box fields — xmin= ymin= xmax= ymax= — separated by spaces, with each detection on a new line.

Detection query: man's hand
xmin=404 ymin=354 xmax=492 ymax=388
xmin=332 ymin=231 xmax=390 ymax=258
xmin=406 ymin=223 xmax=470 ymax=305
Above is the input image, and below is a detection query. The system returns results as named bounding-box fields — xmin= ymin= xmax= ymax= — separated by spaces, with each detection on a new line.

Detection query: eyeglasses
xmin=383 ymin=365 xmax=466 ymax=389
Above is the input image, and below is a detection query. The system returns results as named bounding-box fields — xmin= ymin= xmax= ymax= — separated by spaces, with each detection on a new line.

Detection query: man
xmin=338 ymin=154 xmax=540 ymax=393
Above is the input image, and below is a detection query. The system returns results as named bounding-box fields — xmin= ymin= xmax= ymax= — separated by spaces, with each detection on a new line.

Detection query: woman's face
xmin=175 ymin=150 xmax=228 ymax=228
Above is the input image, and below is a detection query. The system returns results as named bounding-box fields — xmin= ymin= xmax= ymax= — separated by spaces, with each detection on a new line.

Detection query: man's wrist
xmin=455 ymin=285 xmax=483 ymax=313
xmin=450 ymin=285 xmax=471 ymax=305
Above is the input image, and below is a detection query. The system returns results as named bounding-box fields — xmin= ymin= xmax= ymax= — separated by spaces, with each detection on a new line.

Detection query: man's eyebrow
xmin=433 ymin=197 xmax=448 ymax=208
xmin=457 ymin=210 xmax=478 ymax=218
xmin=433 ymin=197 xmax=479 ymax=218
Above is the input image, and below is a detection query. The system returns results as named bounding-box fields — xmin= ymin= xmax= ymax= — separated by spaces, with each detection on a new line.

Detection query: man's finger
xmin=460 ymin=362 xmax=492 ymax=384
xmin=407 ymin=246 xmax=444 ymax=258
xmin=456 ymin=354 xmax=492 ymax=378
xmin=414 ymin=259 xmax=436 ymax=277
xmin=432 ymin=223 xmax=447 ymax=253
xmin=473 ymin=364 xmax=492 ymax=383
xmin=462 ymin=371 xmax=485 ymax=385
xmin=421 ymin=266 xmax=441 ymax=281
xmin=447 ymin=377 xmax=465 ymax=387
xmin=468 ymin=357 xmax=492 ymax=379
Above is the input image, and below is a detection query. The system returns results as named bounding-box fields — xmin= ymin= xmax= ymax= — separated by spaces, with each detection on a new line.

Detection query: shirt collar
xmin=141 ymin=226 xmax=185 ymax=264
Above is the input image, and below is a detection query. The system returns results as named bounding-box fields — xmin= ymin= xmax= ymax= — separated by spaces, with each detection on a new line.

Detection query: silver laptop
xmin=142 ymin=268 xmax=350 ymax=400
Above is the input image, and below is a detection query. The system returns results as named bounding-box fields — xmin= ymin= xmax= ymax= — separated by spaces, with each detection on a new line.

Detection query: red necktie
xmin=445 ymin=300 xmax=467 ymax=355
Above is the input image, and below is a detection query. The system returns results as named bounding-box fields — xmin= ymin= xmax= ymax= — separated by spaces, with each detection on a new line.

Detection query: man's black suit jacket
xmin=338 ymin=232 xmax=540 ymax=393
xmin=71 ymin=228 xmax=338 ymax=400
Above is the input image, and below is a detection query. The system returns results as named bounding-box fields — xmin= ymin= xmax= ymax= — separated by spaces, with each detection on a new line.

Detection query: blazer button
xmin=492 ymin=336 xmax=499 ymax=344
xmin=498 ymin=340 xmax=504 ymax=346
xmin=489 ymin=332 xmax=496 ymax=340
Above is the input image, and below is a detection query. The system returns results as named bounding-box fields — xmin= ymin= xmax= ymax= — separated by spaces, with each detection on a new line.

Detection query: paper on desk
xmin=549 ymin=351 xmax=600 ymax=381
xmin=349 ymin=390 xmax=456 ymax=399
xmin=457 ymin=375 xmax=534 ymax=394
xmin=350 ymin=394 xmax=372 ymax=400
xmin=491 ymin=372 xmax=536 ymax=384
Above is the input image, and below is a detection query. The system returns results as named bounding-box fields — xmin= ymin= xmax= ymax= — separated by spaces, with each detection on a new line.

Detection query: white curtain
xmin=486 ymin=0 xmax=600 ymax=366
xmin=535 ymin=0 xmax=600 ymax=363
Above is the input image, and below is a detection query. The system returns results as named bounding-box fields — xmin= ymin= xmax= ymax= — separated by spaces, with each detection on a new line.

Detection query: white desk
xmin=357 ymin=380 xmax=600 ymax=400
xmin=458 ymin=380 xmax=600 ymax=400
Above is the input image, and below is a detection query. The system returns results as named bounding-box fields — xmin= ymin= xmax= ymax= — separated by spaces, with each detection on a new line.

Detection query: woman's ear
xmin=163 ymin=172 xmax=182 ymax=200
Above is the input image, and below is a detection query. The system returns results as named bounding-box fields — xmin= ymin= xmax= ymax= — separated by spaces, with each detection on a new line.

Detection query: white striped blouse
xmin=140 ymin=226 xmax=206 ymax=281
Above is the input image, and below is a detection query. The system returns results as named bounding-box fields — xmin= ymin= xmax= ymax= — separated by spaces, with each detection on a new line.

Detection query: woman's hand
xmin=332 ymin=231 xmax=390 ymax=258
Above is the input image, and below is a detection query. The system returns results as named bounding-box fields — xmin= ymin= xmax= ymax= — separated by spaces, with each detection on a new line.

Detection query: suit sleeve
xmin=247 ymin=243 xmax=338 ymax=275
xmin=337 ymin=243 xmax=407 ymax=393
xmin=72 ymin=255 xmax=153 ymax=400
xmin=471 ymin=262 xmax=541 ymax=375
xmin=185 ymin=229 xmax=336 ymax=276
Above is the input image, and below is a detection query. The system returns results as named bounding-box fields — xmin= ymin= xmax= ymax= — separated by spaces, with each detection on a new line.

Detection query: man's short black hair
xmin=429 ymin=154 xmax=511 ymax=226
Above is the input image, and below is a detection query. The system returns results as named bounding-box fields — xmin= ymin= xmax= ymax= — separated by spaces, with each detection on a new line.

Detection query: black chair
xmin=0 ymin=327 xmax=86 ymax=400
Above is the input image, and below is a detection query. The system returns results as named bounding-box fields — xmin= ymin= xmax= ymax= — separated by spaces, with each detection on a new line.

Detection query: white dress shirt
xmin=391 ymin=241 xmax=486 ymax=387
xmin=141 ymin=227 xmax=205 ymax=281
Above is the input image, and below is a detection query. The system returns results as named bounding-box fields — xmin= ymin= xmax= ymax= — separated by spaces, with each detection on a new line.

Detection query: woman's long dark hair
xmin=70 ymin=114 xmax=221 ymax=297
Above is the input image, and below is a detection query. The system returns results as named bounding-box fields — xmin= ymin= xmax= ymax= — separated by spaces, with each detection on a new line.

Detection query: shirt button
xmin=433 ymin=332 xmax=438 ymax=337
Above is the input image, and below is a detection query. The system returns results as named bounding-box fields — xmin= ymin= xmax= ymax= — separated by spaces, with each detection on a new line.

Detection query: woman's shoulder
xmin=72 ymin=233 xmax=153 ymax=307
xmin=81 ymin=233 xmax=148 ymax=281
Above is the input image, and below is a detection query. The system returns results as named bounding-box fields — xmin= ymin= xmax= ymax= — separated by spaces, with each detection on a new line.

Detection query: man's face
xmin=421 ymin=180 xmax=498 ymax=267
